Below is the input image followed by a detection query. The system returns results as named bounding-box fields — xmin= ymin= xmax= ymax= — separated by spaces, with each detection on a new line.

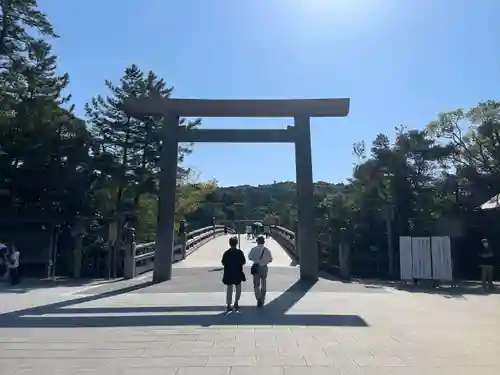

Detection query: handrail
xmin=270 ymin=225 xmax=298 ymax=260
xmin=274 ymin=225 xmax=295 ymax=238
xmin=124 ymin=225 xmax=236 ymax=278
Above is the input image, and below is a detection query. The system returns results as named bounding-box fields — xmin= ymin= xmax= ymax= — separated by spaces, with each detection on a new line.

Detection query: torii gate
xmin=124 ymin=97 xmax=350 ymax=283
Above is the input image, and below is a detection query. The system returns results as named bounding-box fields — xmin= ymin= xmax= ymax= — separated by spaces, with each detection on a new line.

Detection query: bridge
xmin=124 ymin=224 xmax=298 ymax=280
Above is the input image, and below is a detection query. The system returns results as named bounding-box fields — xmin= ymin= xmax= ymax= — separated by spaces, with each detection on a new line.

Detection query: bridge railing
xmin=270 ymin=225 xmax=344 ymax=276
xmin=270 ymin=225 xmax=298 ymax=260
xmin=124 ymin=225 xmax=235 ymax=278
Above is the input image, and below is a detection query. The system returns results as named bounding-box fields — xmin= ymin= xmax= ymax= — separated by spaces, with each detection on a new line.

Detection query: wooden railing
xmin=270 ymin=225 xmax=298 ymax=260
xmin=124 ymin=225 xmax=235 ymax=278
xmin=270 ymin=225 xmax=345 ymax=278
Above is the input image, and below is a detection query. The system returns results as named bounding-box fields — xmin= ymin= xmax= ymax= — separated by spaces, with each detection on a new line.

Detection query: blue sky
xmin=40 ymin=0 xmax=499 ymax=187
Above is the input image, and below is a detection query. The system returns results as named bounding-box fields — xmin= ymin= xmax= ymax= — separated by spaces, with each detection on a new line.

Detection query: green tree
xmin=0 ymin=0 xmax=56 ymax=119
xmin=0 ymin=40 xmax=92 ymax=219
xmin=0 ymin=0 xmax=56 ymax=60
xmin=427 ymin=101 xmax=500 ymax=202
xmin=84 ymin=64 xmax=201 ymax=240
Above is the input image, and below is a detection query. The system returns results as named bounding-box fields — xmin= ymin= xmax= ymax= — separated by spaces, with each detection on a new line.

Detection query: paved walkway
xmin=0 ymin=235 xmax=499 ymax=374
xmin=177 ymin=234 xmax=294 ymax=268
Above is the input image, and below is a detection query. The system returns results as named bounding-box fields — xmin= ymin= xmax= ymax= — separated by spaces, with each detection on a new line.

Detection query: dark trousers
xmin=9 ymin=267 xmax=19 ymax=285
xmin=480 ymin=265 xmax=494 ymax=289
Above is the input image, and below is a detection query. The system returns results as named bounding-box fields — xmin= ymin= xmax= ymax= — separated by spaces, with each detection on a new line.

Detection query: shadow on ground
xmin=0 ymin=277 xmax=123 ymax=294
xmin=316 ymin=268 xmax=500 ymax=298
xmin=395 ymin=281 xmax=499 ymax=298
xmin=347 ymin=278 xmax=499 ymax=298
xmin=208 ymin=267 xmax=223 ymax=272
xmin=0 ymin=278 xmax=369 ymax=329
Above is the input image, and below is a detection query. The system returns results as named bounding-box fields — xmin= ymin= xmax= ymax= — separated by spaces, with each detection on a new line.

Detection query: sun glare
xmin=299 ymin=0 xmax=358 ymax=13
xmin=291 ymin=0 xmax=386 ymax=32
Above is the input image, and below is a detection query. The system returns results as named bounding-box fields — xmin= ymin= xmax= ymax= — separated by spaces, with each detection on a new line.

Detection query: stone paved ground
xmin=76 ymin=267 xmax=390 ymax=295
xmin=0 ymin=274 xmax=499 ymax=374
xmin=1 ymin=237 xmax=499 ymax=374
xmin=0 ymin=278 xmax=122 ymax=314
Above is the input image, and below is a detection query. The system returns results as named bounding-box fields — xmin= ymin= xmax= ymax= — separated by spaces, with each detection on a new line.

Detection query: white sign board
xmin=431 ymin=236 xmax=453 ymax=281
xmin=411 ymin=237 xmax=432 ymax=279
xmin=399 ymin=236 xmax=413 ymax=281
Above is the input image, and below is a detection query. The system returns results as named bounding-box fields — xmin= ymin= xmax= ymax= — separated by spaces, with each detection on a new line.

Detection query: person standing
xmin=248 ymin=236 xmax=273 ymax=307
xmin=5 ymin=244 xmax=20 ymax=285
xmin=221 ymin=237 xmax=246 ymax=313
xmin=251 ymin=223 xmax=259 ymax=239
xmin=263 ymin=225 xmax=270 ymax=239
xmin=479 ymin=238 xmax=494 ymax=290
xmin=0 ymin=242 xmax=8 ymax=281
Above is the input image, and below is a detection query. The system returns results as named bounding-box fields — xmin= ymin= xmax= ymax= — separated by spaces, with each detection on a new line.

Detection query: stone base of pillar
xmin=299 ymin=272 xmax=319 ymax=282
xmin=152 ymin=272 xmax=171 ymax=284
xmin=299 ymin=260 xmax=319 ymax=281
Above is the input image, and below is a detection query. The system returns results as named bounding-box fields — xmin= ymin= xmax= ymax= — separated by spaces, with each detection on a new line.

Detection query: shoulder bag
xmin=250 ymin=247 xmax=265 ymax=275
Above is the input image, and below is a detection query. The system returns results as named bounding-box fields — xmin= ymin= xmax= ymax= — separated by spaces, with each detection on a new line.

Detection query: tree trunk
xmin=385 ymin=211 xmax=394 ymax=278
xmin=339 ymin=242 xmax=351 ymax=280
xmin=72 ymin=235 xmax=83 ymax=278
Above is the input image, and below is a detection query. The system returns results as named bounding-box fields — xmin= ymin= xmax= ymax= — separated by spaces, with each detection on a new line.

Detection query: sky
xmin=39 ymin=0 xmax=500 ymax=187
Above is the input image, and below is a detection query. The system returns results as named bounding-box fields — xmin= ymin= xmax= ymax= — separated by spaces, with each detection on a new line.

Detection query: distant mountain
xmin=184 ymin=181 xmax=345 ymax=230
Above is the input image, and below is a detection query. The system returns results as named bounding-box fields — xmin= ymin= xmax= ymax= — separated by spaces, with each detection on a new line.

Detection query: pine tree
xmin=85 ymin=64 xmax=200 ymax=221
xmin=2 ymin=40 xmax=90 ymax=217
xmin=0 ymin=0 xmax=56 ymax=63
xmin=85 ymin=64 xmax=146 ymax=219
xmin=85 ymin=64 xmax=201 ymax=276
xmin=0 ymin=0 xmax=58 ymax=120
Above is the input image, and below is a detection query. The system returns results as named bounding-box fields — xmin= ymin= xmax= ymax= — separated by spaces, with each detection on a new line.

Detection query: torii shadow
xmin=0 ymin=278 xmax=368 ymax=328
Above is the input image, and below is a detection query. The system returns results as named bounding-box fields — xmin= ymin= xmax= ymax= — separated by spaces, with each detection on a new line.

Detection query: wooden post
xmin=123 ymin=228 xmax=136 ymax=279
xmin=153 ymin=113 xmax=179 ymax=283
xmin=71 ymin=218 xmax=87 ymax=279
xmin=385 ymin=205 xmax=395 ymax=278
xmin=338 ymin=228 xmax=351 ymax=280
xmin=180 ymin=232 xmax=187 ymax=259
xmin=72 ymin=235 xmax=83 ymax=279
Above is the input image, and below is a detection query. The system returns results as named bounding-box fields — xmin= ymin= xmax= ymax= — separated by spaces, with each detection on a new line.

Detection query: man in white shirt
xmin=248 ymin=236 xmax=273 ymax=307
xmin=245 ymin=225 xmax=252 ymax=240
xmin=6 ymin=244 xmax=20 ymax=285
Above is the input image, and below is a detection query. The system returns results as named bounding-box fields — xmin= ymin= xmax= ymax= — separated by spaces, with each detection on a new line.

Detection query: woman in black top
xmin=221 ymin=236 xmax=246 ymax=312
